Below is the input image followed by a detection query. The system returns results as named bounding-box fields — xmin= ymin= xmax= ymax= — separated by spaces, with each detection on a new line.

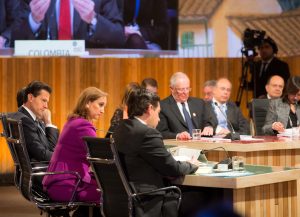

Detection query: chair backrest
xmin=252 ymin=99 xmax=270 ymax=136
xmin=0 ymin=113 xmax=20 ymax=165
xmin=5 ymin=117 xmax=33 ymax=201
xmin=84 ymin=137 xmax=133 ymax=217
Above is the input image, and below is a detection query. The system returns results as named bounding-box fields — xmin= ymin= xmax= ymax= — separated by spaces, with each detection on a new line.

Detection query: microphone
xmin=200 ymin=146 xmax=232 ymax=169
xmin=214 ymin=102 xmax=240 ymax=141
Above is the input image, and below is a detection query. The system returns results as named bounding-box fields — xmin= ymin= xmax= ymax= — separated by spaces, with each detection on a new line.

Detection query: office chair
xmin=6 ymin=117 xmax=98 ymax=217
xmin=251 ymin=99 xmax=270 ymax=136
xmin=84 ymin=136 xmax=182 ymax=217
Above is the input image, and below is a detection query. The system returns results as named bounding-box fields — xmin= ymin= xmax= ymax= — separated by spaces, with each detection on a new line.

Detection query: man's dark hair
xmin=260 ymin=36 xmax=278 ymax=54
xmin=24 ymin=81 xmax=52 ymax=103
xmin=141 ymin=78 xmax=158 ymax=88
xmin=16 ymin=87 xmax=26 ymax=107
xmin=127 ymin=87 xmax=160 ymax=118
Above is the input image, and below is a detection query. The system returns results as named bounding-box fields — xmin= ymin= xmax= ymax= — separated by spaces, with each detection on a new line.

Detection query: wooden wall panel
xmin=0 ymin=57 xmax=299 ymax=174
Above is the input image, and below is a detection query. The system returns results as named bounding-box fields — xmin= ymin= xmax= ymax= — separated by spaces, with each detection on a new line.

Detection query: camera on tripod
xmin=241 ymin=28 xmax=266 ymax=57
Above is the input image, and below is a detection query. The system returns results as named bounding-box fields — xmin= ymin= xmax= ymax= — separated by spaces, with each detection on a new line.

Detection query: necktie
xmin=181 ymin=103 xmax=194 ymax=136
xmin=58 ymin=0 xmax=72 ymax=40
xmin=259 ymin=62 xmax=267 ymax=78
xmin=216 ymin=104 xmax=228 ymax=129
xmin=35 ymin=120 xmax=46 ymax=135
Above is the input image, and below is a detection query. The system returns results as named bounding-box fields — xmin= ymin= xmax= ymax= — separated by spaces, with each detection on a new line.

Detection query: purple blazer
xmin=43 ymin=117 xmax=96 ymax=189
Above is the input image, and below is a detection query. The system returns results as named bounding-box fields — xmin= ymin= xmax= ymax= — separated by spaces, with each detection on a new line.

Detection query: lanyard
xmin=133 ymin=0 xmax=140 ymax=24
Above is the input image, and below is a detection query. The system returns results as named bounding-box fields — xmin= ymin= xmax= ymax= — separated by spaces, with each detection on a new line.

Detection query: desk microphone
xmin=201 ymin=146 xmax=232 ymax=169
xmin=214 ymin=102 xmax=240 ymax=141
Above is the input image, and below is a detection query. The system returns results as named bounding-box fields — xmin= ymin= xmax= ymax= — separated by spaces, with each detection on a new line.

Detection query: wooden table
xmin=174 ymin=165 xmax=300 ymax=217
xmin=164 ymin=137 xmax=300 ymax=167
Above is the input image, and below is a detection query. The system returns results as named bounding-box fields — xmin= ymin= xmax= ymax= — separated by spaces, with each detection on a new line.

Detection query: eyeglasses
xmin=173 ymin=87 xmax=191 ymax=93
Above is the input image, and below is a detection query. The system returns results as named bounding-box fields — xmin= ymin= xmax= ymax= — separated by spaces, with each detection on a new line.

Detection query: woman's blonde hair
xmin=68 ymin=87 xmax=108 ymax=120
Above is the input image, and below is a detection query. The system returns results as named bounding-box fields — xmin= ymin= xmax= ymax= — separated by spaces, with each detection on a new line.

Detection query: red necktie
xmin=58 ymin=0 xmax=72 ymax=40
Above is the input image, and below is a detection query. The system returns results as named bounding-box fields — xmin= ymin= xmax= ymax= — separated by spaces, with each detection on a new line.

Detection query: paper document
xmin=171 ymin=147 xmax=201 ymax=161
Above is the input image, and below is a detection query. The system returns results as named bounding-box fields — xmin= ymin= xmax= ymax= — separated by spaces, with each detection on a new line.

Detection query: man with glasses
xmin=205 ymin=78 xmax=249 ymax=137
xmin=157 ymin=72 xmax=213 ymax=139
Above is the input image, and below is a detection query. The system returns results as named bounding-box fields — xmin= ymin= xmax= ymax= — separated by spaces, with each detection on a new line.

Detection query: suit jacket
xmin=262 ymin=98 xmax=300 ymax=135
xmin=114 ymin=118 xmax=197 ymax=217
xmin=252 ymin=57 xmax=290 ymax=98
xmin=12 ymin=0 xmax=125 ymax=48
xmin=0 ymin=0 xmax=24 ymax=46
xmin=123 ymin=0 xmax=168 ymax=49
xmin=10 ymin=106 xmax=59 ymax=161
xmin=205 ymin=101 xmax=250 ymax=135
xmin=156 ymin=95 xmax=208 ymax=139
xmin=43 ymin=117 xmax=99 ymax=201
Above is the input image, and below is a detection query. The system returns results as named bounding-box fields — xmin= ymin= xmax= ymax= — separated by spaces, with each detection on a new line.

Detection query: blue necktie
xmin=35 ymin=120 xmax=46 ymax=135
xmin=181 ymin=103 xmax=194 ymax=136
xmin=216 ymin=104 xmax=228 ymax=129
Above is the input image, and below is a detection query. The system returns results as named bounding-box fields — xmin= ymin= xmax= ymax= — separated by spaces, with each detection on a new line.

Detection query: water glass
xmin=192 ymin=129 xmax=201 ymax=140
xmin=232 ymin=156 xmax=245 ymax=171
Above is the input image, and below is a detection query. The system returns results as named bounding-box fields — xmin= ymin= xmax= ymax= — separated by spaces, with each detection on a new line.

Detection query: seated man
xmin=157 ymin=72 xmax=213 ymax=140
xmin=203 ymin=80 xmax=216 ymax=101
xmin=113 ymin=87 xmax=199 ymax=217
xmin=259 ymin=75 xmax=284 ymax=99
xmin=12 ymin=0 xmax=125 ymax=48
xmin=205 ymin=78 xmax=250 ymax=137
xmin=10 ymin=81 xmax=59 ymax=162
xmin=141 ymin=77 xmax=158 ymax=94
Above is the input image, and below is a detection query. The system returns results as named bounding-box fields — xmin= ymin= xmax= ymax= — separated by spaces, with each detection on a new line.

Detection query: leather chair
xmin=251 ymin=99 xmax=270 ymax=136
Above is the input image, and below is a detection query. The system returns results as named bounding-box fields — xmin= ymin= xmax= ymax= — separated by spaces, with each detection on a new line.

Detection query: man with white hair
xmin=157 ymin=72 xmax=213 ymax=139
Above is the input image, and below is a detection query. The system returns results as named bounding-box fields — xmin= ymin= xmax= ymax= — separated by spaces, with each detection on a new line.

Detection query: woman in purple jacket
xmin=43 ymin=87 xmax=107 ymax=205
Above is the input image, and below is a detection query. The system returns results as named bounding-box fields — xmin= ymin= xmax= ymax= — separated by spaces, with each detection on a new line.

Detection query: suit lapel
xmin=48 ymin=0 xmax=58 ymax=39
xmin=168 ymin=96 xmax=187 ymax=128
xmin=188 ymin=99 xmax=199 ymax=129
xmin=73 ymin=8 xmax=81 ymax=37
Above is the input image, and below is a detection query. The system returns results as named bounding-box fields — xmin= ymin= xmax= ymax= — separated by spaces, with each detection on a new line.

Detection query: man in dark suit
xmin=0 ymin=0 xmax=25 ymax=47
xmin=12 ymin=0 xmax=125 ymax=48
xmin=114 ymin=87 xmax=199 ymax=217
xmin=157 ymin=72 xmax=213 ymax=140
xmin=10 ymin=81 xmax=59 ymax=162
xmin=251 ymin=37 xmax=290 ymax=98
xmin=206 ymin=78 xmax=249 ymax=136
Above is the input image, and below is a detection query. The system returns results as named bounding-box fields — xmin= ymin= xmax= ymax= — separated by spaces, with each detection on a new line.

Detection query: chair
xmin=252 ymin=99 xmax=270 ymax=136
xmin=84 ymin=137 xmax=182 ymax=217
xmin=5 ymin=117 xmax=98 ymax=217
xmin=0 ymin=113 xmax=21 ymax=188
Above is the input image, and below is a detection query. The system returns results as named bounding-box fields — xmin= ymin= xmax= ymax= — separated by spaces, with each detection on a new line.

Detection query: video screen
xmin=1 ymin=0 xmax=178 ymax=52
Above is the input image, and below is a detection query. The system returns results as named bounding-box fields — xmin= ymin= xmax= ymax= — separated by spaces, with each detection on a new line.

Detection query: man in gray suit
xmin=205 ymin=78 xmax=249 ymax=136
xmin=157 ymin=72 xmax=213 ymax=139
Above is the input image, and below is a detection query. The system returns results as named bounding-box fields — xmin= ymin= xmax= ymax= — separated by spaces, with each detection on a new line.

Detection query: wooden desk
xmin=164 ymin=137 xmax=300 ymax=167
xmin=174 ymin=165 xmax=300 ymax=217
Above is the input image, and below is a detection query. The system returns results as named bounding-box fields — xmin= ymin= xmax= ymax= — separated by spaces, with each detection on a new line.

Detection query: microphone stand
xmin=214 ymin=102 xmax=240 ymax=140
xmin=201 ymin=146 xmax=232 ymax=169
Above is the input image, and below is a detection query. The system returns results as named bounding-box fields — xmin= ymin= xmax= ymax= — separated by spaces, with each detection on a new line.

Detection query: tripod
xmin=235 ymin=49 xmax=256 ymax=107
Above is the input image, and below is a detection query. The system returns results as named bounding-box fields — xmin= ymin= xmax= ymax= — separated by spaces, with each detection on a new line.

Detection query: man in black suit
xmin=205 ymin=78 xmax=249 ymax=136
xmin=114 ymin=87 xmax=199 ymax=217
xmin=12 ymin=0 xmax=125 ymax=48
xmin=157 ymin=72 xmax=213 ymax=140
xmin=10 ymin=81 xmax=59 ymax=162
xmin=251 ymin=37 xmax=290 ymax=98
xmin=0 ymin=0 xmax=25 ymax=47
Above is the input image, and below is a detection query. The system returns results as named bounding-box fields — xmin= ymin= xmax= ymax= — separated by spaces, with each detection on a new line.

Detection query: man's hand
xmin=41 ymin=109 xmax=52 ymax=125
xmin=202 ymin=126 xmax=214 ymax=136
xmin=0 ymin=36 xmax=6 ymax=48
xmin=176 ymin=131 xmax=191 ymax=140
xmin=187 ymin=156 xmax=201 ymax=167
xmin=216 ymin=127 xmax=231 ymax=136
xmin=272 ymin=122 xmax=285 ymax=132
xmin=30 ymin=0 xmax=51 ymax=23
xmin=74 ymin=0 xmax=95 ymax=24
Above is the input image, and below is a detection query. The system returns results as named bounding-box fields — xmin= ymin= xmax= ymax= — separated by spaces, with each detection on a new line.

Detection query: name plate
xmin=14 ymin=40 xmax=87 ymax=56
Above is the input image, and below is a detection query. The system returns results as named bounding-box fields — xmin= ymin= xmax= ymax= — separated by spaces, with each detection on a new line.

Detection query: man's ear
xmin=28 ymin=93 xmax=33 ymax=102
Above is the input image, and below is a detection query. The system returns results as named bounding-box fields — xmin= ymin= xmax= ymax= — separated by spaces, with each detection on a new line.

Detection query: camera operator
xmin=252 ymin=36 xmax=290 ymax=98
